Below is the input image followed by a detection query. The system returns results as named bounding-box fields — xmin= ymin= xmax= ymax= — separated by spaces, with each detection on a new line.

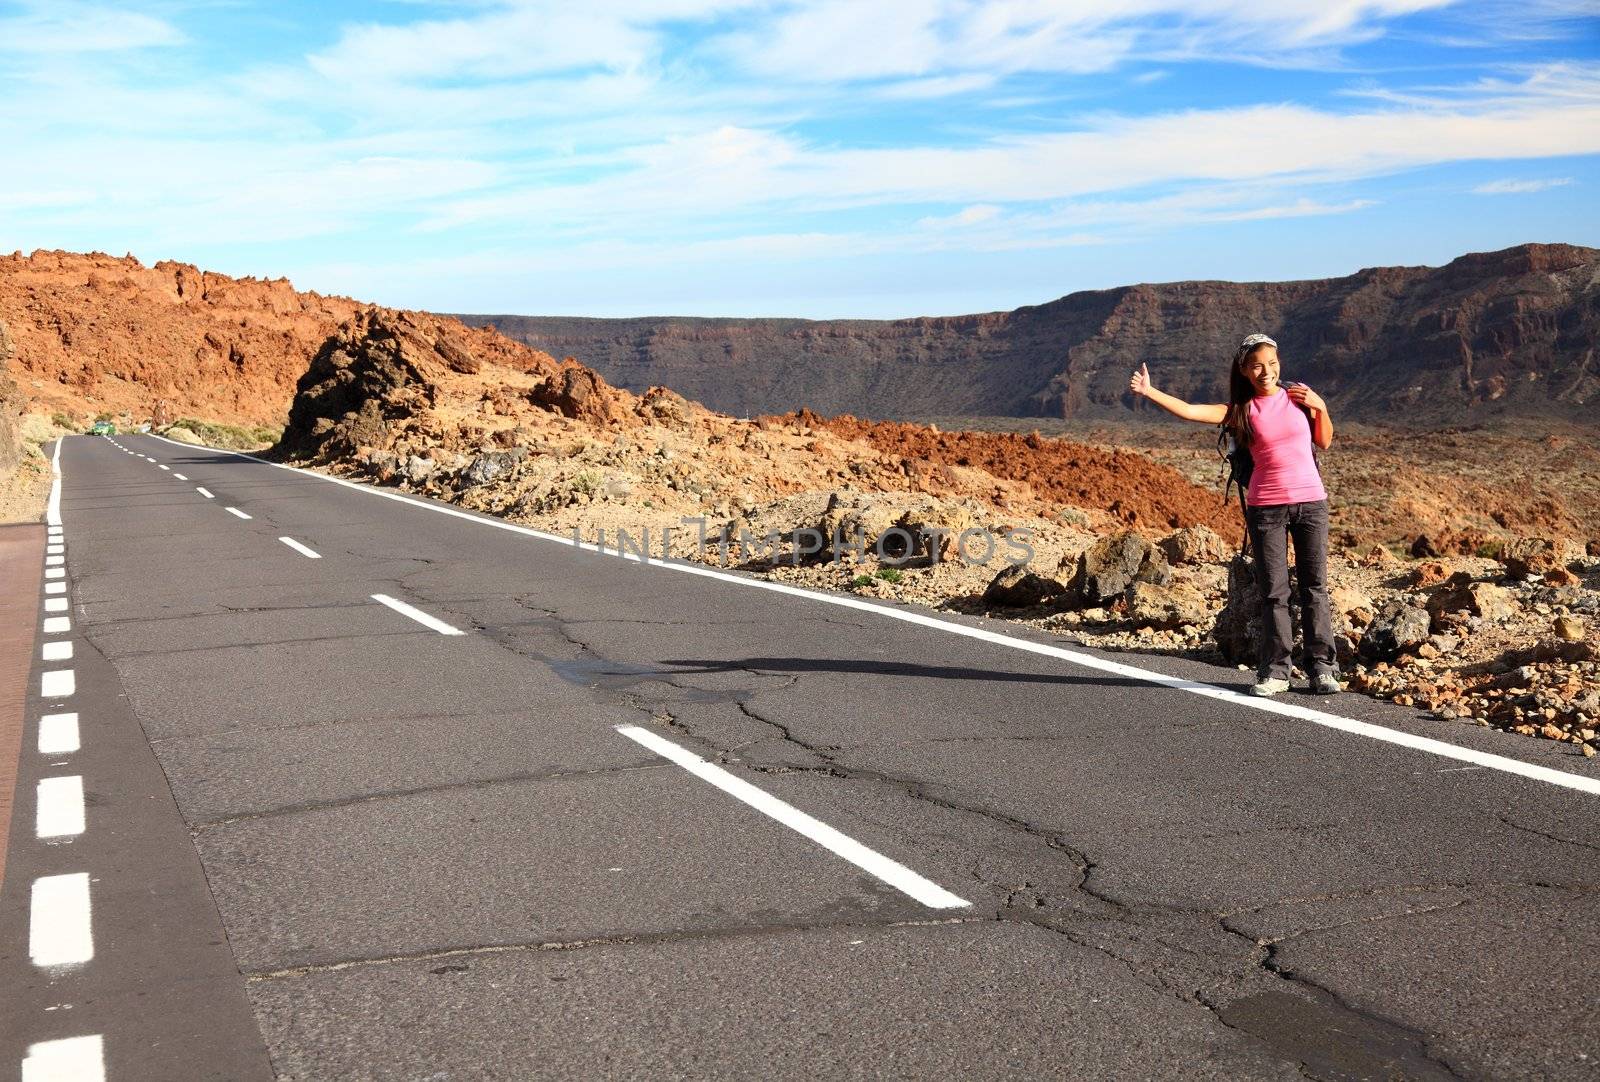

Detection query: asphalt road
xmin=2 ymin=432 xmax=1597 ymax=1080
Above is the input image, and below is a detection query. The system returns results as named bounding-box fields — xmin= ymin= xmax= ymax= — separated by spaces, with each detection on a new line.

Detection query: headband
xmin=1239 ymin=333 xmax=1277 ymax=350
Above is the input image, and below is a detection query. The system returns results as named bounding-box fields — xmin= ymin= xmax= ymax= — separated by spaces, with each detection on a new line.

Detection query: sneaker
xmin=1250 ymin=677 xmax=1290 ymax=697
xmin=1311 ymin=672 xmax=1342 ymax=694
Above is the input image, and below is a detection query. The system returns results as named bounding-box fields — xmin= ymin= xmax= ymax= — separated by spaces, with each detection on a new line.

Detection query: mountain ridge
xmin=454 ymin=242 xmax=1600 ymax=425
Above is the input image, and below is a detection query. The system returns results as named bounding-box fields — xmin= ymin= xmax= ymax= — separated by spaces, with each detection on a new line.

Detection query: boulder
xmin=1329 ymin=584 xmax=1375 ymax=620
xmin=1070 ymin=531 xmax=1170 ymax=606
xmin=161 ymin=425 xmax=204 ymax=445
xmin=1157 ymin=525 xmax=1232 ymax=566
xmin=1501 ymin=537 xmax=1580 ymax=581
xmin=1554 ymin=614 xmax=1586 ymax=641
xmin=983 ymin=565 xmax=1066 ymax=608
xmin=1428 ymin=579 xmax=1516 ymax=622
xmin=812 ymin=492 xmax=900 ymax=562
xmin=433 ymin=332 xmax=480 ymax=374
xmin=402 ymin=454 xmax=435 ymax=485
xmin=892 ymin=502 xmax=977 ymax=565
xmin=529 ymin=365 xmax=629 ymax=426
xmin=1125 ymin=579 xmax=1211 ymax=630
xmin=1361 ymin=601 xmax=1433 ymax=660
xmin=1406 ymin=561 xmax=1452 ymax=588
xmin=278 ymin=311 xmax=442 ymax=462
xmin=460 ymin=453 xmax=506 ymax=487
xmin=1410 ymin=534 xmax=1440 ymax=558
xmin=1213 ymin=554 xmax=1281 ymax=665
xmin=638 ymin=386 xmax=692 ymax=428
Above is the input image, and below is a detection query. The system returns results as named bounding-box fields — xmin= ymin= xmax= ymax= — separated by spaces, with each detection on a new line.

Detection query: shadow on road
xmin=661 ymin=655 xmax=1191 ymax=690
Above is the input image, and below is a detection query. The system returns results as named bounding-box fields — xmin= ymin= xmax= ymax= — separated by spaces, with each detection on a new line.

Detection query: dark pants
xmin=1245 ymin=499 xmax=1336 ymax=681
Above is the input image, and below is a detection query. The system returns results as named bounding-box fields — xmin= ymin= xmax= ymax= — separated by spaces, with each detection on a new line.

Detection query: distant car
xmin=90 ymin=420 xmax=115 ymax=436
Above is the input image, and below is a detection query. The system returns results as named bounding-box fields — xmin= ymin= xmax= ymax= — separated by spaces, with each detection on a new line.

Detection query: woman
xmin=1129 ymin=333 xmax=1339 ymax=697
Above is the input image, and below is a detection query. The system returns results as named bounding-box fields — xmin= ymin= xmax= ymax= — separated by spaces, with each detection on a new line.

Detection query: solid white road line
xmin=279 ymin=536 xmax=322 ymax=559
xmin=29 ymin=873 xmax=93 ymax=966
xmin=38 ymin=713 xmax=80 ymax=755
xmin=21 ymin=1034 xmax=105 ymax=1082
xmin=44 ymin=582 xmax=66 ymax=595
xmin=370 ymin=593 xmax=467 ymax=636
xmin=148 ymin=432 xmax=1600 ymax=799
xmin=44 ymin=598 xmax=68 ymax=613
xmin=41 ymin=670 xmax=75 ymax=698
xmin=197 ymin=487 xmax=214 ymax=498
xmin=617 ymin=724 xmax=969 ymax=909
xmin=43 ymin=616 xmax=70 ymax=634
xmin=41 ymin=641 xmax=72 ymax=662
xmin=225 ymin=506 xmax=251 ymax=519
xmin=45 ymin=568 xmax=64 ymax=580
xmin=173 ymin=472 xmax=187 ymax=480
xmin=36 ymin=776 xmax=85 ymax=839
xmin=45 ymin=438 xmax=62 ymax=527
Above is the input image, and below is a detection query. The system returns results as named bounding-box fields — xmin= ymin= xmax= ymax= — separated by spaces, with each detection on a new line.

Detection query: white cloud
xmin=1472 ymin=176 xmax=1575 ymax=193
xmin=421 ymin=62 xmax=1600 ymax=235
xmin=0 ymin=3 xmax=183 ymax=54
xmin=917 ymin=204 xmax=1003 ymax=228
xmin=714 ymin=0 xmax=1461 ymax=84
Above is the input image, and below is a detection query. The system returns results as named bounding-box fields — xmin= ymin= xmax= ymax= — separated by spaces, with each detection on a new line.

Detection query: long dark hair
xmin=1223 ymin=341 xmax=1273 ymax=447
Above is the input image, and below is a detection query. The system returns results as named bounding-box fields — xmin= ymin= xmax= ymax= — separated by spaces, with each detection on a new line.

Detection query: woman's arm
xmin=1129 ymin=364 xmax=1227 ymax=424
xmin=1287 ymin=384 xmax=1334 ymax=449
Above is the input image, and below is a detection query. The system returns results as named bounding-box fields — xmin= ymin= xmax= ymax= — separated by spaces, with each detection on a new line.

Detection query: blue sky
xmin=3 ymin=1 xmax=1597 ymax=318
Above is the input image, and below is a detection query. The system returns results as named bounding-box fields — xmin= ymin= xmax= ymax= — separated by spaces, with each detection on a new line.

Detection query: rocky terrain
xmin=2 ymin=247 xmax=1594 ymax=753
xmin=459 ymin=242 xmax=1600 ymax=427
xmin=0 ymin=249 xmax=547 ymax=430
xmin=281 ymin=309 xmax=1599 ymax=759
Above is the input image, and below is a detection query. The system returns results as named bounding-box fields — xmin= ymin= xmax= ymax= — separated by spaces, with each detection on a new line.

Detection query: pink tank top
xmin=1245 ymin=389 xmax=1326 ymax=506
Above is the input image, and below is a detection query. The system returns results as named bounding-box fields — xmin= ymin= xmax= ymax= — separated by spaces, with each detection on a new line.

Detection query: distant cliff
xmin=455 ymin=243 xmax=1600 ymax=425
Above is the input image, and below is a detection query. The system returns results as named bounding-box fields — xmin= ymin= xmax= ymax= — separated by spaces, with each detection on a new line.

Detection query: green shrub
xmin=875 ymin=568 xmax=903 ymax=583
xmin=51 ymin=412 xmax=74 ymax=429
xmin=851 ymin=574 xmax=874 ymax=587
xmin=169 ymin=418 xmax=282 ymax=450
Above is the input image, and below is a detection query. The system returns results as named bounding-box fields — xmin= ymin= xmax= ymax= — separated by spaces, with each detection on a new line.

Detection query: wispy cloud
xmin=0 ymin=2 xmax=183 ymax=54
xmin=1 ymin=0 xmax=1595 ymax=315
xmin=1472 ymin=176 xmax=1575 ymax=193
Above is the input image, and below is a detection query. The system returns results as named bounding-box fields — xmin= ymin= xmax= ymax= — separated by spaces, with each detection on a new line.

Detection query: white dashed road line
xmin=44 ymin=582 xmax=66 ymax=595
xmin=146 ymin=431 xmax=1600 ymax=798
xmin=224 ymin=507 xmax=251 ymax=519
xmin=41 ymin=641 xmax=72 ymax=661
xmin=370 ymin=593 xmax=467 ymax=636
xmin=21 ymin=1035 xmax=104 ymax=1082
xmin=36 ymin=776 xmax=86 ymax=840
xmin=173 ymin=473 xmax=187 ymax=480
xmin=617 ymin=724 xmax=969 ymax=909
xmin=278 ymin=536 xmax=321 ymax=559
xmin=39 ymin=713 xmax=80 ymax=755
xmin=41 ymin=670 xmax=75 ymax=698
xmin=158 ymin=464 xmax=170 ymax=471
xmin=196 ymin=487 xmax=214 ymax=498
xmin=44 ymin=598 xmax=68 ymax=613
xmin=43 ymin=616 xmax=69 ymax=634
xmin=29 ymin=873 xmax=93 ymax=966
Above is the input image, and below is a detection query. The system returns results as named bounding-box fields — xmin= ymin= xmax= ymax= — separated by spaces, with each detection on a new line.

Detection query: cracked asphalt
xmin=3 ymin=433 xmax=1598 ymax=1080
